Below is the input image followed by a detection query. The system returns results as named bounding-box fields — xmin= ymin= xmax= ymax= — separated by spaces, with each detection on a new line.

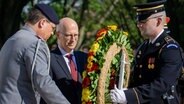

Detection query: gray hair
xmin=151 ymin=11 xmax=166 ymax=25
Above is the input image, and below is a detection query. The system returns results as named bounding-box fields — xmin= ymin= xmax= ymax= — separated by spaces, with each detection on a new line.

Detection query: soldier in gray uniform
xmin=0 ymin=4 xmax=70 ymax=104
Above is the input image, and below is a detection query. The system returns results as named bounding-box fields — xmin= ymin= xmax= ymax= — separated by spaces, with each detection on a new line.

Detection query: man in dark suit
xmin=41 ymin=17 xmax=87 ymax=104
xmin=110 ymin=0 xmax=183 ymax=104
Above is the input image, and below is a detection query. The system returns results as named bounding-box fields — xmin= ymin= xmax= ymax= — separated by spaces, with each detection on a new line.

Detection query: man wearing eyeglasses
xmin=110 ymin=0 xmax=183 ymax=104
xmin=0 ymin=4 xmax=70 ymax=104
xmin=40 ymin=17 xmax=87 ymax=104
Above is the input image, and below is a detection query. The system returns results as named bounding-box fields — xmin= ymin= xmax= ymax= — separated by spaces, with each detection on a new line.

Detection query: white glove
xmin=110 ymin=85 xmax=127 ymax=104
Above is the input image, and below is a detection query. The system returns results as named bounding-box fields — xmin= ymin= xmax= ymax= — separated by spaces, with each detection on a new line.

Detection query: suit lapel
xmin=54 ymin=48 xmax=72 ymax=79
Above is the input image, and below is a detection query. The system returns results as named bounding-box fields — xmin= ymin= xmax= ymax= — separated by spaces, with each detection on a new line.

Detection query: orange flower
xmin=96 ymin=28 xmax=107 ymax=39
xmin=87 ymin=56 xmax=94 ymax=63
xmin=87 ymin=62 xmax=93 ymax=69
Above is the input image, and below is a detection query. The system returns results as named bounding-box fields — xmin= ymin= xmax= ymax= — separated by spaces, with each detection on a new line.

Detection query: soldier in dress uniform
xmin=110 ymin=0 xmax=183 ymax=104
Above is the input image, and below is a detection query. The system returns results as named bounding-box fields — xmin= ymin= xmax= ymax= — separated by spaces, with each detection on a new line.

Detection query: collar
xmin=58 ymin=45 xmax=74 ymax=56
xmin=150 ymin=29 xmax=164 ymax=44
xmin=22 ymin=24 xmax=45 ymax=40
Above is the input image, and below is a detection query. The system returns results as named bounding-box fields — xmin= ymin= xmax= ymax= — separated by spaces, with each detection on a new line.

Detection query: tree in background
xmin=0 ymin=0 xmax=183 ymax=50
xmin=47 ymin=0 xmax=142 ymax=51
xmin=0 ymin=0 xmax=143 ymax=50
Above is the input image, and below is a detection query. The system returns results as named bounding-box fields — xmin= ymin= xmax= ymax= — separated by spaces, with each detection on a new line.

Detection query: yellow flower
xmin=123 ymin=31 xmax=128 ymax=36
xmin=82 ymin=87 xmax=91 ymax=102
xmin=107 ymin=25 xmax=117 ymax=31
xmin=91 ymin=42 xmax=99 ymax=53
xmin=87 ymin=62 xmax=93 ymax=69
xmin=88 ymin=49 xmax=93 ymax=53
xmin=87 ymin=56 xmax=94 ymax=63
xmin=82 ymin=71 xmax=87 ymax=78
xmin=96 ymin=35 xmax=105 ymax=41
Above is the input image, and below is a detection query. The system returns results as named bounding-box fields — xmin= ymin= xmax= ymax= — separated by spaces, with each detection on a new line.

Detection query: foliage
xmin=44 ymin=0 xmax=142 ymax=50
xmin=1 ymin=0 xmax=184 ymax=49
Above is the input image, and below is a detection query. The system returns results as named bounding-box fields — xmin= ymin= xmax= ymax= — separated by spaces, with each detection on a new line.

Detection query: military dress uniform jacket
xmin=124 ymin=31 xmax=183 ymax=104
xmin=0 ymin=25 xmax=70 ymax=104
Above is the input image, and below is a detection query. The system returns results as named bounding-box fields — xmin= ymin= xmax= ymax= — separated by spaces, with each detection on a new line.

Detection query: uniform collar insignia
xmin=155 ymin=42 xmax=160 ymax=46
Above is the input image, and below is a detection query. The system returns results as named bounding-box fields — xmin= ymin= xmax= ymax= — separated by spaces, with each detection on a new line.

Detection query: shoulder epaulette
xmin=159 ymin=35 xmax=177 ymax=57
xmin=164 ymin=36 xmax=175 ymax=44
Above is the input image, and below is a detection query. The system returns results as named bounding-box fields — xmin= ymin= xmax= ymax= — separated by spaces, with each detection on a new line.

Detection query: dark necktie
xmin=66 ymin=54 xmax=78 ymax=81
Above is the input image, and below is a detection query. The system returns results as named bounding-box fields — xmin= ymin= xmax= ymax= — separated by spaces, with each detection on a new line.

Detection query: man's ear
xmin=156 ymin=17 xmax=162 ymax=27
xmin=38 ymin=19 xmax=46 ymax=28
xmin=55 ymin=31 xmax=60 ymax=38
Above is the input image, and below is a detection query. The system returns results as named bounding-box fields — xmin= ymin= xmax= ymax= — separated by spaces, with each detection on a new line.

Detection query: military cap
xmin=35 ymin=4 xmax=59 ymax=24
xmin=134 ymin=0 xmax=166 ymax=22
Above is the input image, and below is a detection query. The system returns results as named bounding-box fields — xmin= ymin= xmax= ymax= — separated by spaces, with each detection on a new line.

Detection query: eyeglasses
xmin=60 ymin=32 xmax=79 ymax=38
xmin=137 ymin=15 xmax=163 ymax=24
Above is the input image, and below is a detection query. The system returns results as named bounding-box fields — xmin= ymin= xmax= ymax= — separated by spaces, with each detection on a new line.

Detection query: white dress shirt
xmin=58 ymin=45 xmax=77 ymax=73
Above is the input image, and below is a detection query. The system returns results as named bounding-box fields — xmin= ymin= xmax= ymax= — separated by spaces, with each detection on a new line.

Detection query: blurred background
xmin=0 ymin=0 xmax=184 ymax=52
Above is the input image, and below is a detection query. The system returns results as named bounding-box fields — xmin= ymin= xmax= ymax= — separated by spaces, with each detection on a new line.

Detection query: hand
xmin=110 ymin=85 xmax=127 ymax=104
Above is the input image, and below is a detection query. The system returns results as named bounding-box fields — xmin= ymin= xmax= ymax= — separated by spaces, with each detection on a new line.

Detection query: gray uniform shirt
xmin=0 ymin=25 xmax=70 ymax=104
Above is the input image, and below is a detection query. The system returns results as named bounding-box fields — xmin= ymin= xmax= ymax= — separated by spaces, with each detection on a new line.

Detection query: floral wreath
xmin=82 ymin=25 xmax=133 ymax=104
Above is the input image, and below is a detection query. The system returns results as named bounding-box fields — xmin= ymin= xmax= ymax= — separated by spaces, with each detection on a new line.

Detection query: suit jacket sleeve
xmin=24 ymin=40 xmax=70 ymax=104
